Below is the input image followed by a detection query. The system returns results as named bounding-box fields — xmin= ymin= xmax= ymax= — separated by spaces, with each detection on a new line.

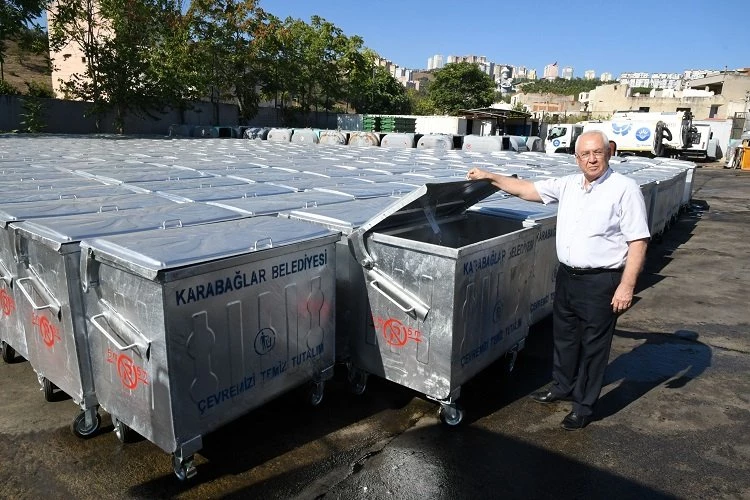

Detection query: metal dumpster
xmin=470 ymin=197 xmax=558 ymax=325
xmin=79 ymin=216 xmax=339 ymax=479
xmin=8 ymin=203 xmax=244 ymax=439
xmin=283 ymin=197 xmax=405 ymax=366
xmin=347 ymin=181 xmax=540 ymax=425
xmin=0 ymin=194 xmax=176 ymax=363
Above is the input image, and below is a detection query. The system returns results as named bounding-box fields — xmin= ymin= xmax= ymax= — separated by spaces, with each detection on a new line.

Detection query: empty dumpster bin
xmin=79 ymin=216 xmax=339 ymax=479
xmin=8 ymin=203 xmax=244 ymax=440
xmin=346 ymin=181 xmax=540 ymax=425
xmin=470 ymin=197 xmax=558 ymax=326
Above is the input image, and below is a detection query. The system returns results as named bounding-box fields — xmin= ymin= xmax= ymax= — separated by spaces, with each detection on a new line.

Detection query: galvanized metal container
xmin=470 ymin=197 xmax=558 ymax=325
xmin=8 ymin=203 xmax=245 ymax=440
xmin=347 ymin=181 xmax=540 ymax=425
xmin=283 ymin=197 xmax=404 ymax=365
xmin=79 ymin=217 xmax=339 ymax=479
xmin=0 ymin=194 xmax=176 ymax=363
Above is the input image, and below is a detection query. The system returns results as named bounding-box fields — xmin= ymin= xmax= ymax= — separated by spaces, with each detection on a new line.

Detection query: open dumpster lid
xmin=348 ymin=179 xmax=497 ymax=267
xmin=80 ymin=216 xmax=340 ymax=280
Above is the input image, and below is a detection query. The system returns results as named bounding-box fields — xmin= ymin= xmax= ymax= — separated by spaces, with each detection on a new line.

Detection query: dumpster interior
xmin=377 ymin=213 xmax=527 ymax=248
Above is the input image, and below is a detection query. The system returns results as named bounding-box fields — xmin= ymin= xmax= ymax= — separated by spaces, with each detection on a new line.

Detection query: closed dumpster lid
xmin=80 ymin=216 xmax=339 ymax=280
xmin=0 ymin=193 xmax=176 ymax=227
xmin=349 ymin=180 xmax=497 ymax=267
xmin=0 ymin=184 xmax=149 ymax=205
xmin=10 ymin=203 xmax=243 ymax=252
xmin=209 ymin=191 xmax=353 ymax=216
xmin=286 ymin=197 xmax=400 ymax=234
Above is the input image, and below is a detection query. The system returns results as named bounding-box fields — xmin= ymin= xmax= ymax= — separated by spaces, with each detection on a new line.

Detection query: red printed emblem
xmin=374 ymin=316 xmax=422 ymax=347
xmin=0 ymin=288 xmax=15 ymax=317
xmin=107 ymin=348 xmax=149 ymax=390
xmin=32 ymin=312 xmax=60 ymax=348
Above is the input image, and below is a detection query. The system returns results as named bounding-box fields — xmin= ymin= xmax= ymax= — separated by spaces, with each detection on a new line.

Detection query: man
xmin=467 ymin=130 xmax=650 ymax=430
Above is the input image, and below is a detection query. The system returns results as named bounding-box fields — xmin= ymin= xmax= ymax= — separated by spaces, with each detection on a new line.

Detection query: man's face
xmin=575 ymin=133 xmax=610 ymax=182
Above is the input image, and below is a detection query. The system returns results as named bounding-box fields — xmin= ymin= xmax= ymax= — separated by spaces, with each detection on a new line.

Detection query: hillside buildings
xmin=543 ymin=63 xmax=559 ymax=80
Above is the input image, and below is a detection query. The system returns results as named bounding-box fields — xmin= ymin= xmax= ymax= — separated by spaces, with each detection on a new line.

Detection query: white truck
xmin=679 ymin=123 xmax=719 ymax=160
xmin=545 ymin=111 xmax=699 ymax=157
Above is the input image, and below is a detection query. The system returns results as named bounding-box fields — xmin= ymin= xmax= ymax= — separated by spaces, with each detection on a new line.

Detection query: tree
xmin=0 ymin=0 xmax=47 ymax=81
xmin=49 ymin=0 xmax=199 ymax=133
xmin=515 ymin=77 xmax=605 ymax=97
xmin=428 ymin=62 xmax=495 ymax=115
xmin=406 ymin=86 xmax=434 ymax=115
xmin=187 ymin=0 xmax=265 ymax=124
xmin=343 ymin=48 xmax=409 ymax=115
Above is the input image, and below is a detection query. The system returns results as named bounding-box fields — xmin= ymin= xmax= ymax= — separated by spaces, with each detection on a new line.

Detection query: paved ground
xmin=1 ymin=163 xmax=749 ymax=499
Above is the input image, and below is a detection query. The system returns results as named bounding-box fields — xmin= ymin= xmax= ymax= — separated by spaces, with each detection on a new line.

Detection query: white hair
xmin=575 ymin=130 xmax=610 ymax=154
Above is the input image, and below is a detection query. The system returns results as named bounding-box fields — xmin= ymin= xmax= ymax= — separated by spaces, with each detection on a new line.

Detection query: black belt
xmin=560 ymin=263 xmax=623 ymax=275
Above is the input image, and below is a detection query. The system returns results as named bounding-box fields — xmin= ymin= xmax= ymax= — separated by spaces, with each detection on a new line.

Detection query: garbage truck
xmin=678 ymin=123 xmax=719 ymax=160
xmin=545 ymin=111 xmax=699 ymax=157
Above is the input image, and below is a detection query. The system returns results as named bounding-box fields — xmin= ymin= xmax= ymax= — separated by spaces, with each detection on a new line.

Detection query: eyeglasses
xmin=576 ymin=150 xmax=607 ymax=160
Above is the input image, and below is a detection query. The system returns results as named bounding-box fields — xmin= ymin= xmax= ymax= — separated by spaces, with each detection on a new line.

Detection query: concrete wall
xmin=587 ymin=83 xmax=748 ymax=120
xmin=0 ymin=96 xmax=339 ymax=135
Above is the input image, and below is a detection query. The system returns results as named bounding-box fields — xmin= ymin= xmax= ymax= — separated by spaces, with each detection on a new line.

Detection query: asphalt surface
xmin=1 ymin=163 xmax=749 ymax=499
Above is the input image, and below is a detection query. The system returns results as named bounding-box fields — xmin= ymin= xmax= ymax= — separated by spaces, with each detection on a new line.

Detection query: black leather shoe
xmin=530 ymin=390 xmax=571 ymax=404
xmin=560 ymin=411 xmax=591 ymax=431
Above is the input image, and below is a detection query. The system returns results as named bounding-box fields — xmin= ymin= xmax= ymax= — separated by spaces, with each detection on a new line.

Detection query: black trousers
xmin=550 ymin=266 xmax=621 ymax=417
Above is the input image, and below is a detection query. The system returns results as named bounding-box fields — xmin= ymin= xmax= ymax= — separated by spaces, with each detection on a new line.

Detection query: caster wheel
xmin=113 ymin=418 xmax=135 ymax=443
xmin=42 ymin=377 xmax=55 ymax=402
xmin=308 ymin=381 xmax=325 ymax=407
xmin=347 ymin=368 xmax=368 ymax=396
xmin=172 ymin=454 xmax=197 ymax=481
xmin=1 ymin=341 xmax=15 ymax=363
xmin=72 ymin=411 xmax=101 ymax=438
xmin=438 ymin=404 xmax=465 ymax=427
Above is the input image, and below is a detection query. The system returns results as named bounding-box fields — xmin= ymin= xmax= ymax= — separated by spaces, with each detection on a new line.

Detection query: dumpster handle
xmin=89 ymin=313 xmax=150 ymax=353
xmin=162 ymin=219 xmax=183 ymax=229
xmin=98 ymin=205 xmax=119 ymax=213
xmin=0 ymin=259 xmax=13 ymax=286
xmin=254 ymin=237 xmax=273 ymax=250
xmin=15 ymin=277 xmax=60 ymax=315
xmin=368 ymin=272 xmax=429 ymax=322
xmin=370 ymin=279 xmax=416 ymax=316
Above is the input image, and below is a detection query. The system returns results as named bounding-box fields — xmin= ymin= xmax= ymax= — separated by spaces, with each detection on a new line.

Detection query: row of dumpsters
xmin=177 ymin=125 xmax=542 ymax=152
xmin=0 ymin=135 xmax=695 ymax=479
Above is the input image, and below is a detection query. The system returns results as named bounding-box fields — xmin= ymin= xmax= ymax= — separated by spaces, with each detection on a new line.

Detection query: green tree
xmin=428 ymin=62 xmax=494 ymax=115
xmin=49 ymin=0 xmax=196 ymax=133
xmin=348 ymin=62 xmax=409 ymax=115
xmin=406 ymin=86 xmax=434 ymax=115
xmin=0 ymin=0 xmax=47 ymax=81
xmin=516 ymin=77 xmax=608 ymax=97
xmin=187 ymin=0 xmax=265 ymax=124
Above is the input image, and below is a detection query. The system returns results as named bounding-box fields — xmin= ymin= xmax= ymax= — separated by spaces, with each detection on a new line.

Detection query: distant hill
xmin=1 ymin=38 xmax=52 ymax=93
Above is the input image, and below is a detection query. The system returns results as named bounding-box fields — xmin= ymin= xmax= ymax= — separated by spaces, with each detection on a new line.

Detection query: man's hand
xmin=611 ymin=283 xmax=634 ymax=313
xmin=467 ymin=167 xmax=490 ymax=180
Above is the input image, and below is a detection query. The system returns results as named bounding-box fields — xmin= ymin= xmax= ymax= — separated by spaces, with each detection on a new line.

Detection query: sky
xmin=262 ymin=0 xmax=749 ymax=78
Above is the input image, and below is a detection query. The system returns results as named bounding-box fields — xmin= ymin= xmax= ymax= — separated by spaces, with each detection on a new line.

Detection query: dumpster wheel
xmin=42 ymin=377 xmax=56 ymax=402
xmin=308 ymin=381 xmax=325 ymax=407
xmin=72 ymin=410 xmax=101 ymax=438
xmin=113 ymin=418 xmax=136 ymax=444
xmin=1 ymin=341 xmax=15 ymax=363
xmin=347 ymin=367 xmax=368 ymax=396
xmin=173 ymin=454 xmax=197 ymax=481
xmin=438 ymin=404 xmax=465 ymax=427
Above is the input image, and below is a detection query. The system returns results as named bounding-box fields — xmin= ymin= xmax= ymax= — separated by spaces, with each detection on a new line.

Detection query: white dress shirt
xmin=534 ymin=168 xmax=650 ymax=269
